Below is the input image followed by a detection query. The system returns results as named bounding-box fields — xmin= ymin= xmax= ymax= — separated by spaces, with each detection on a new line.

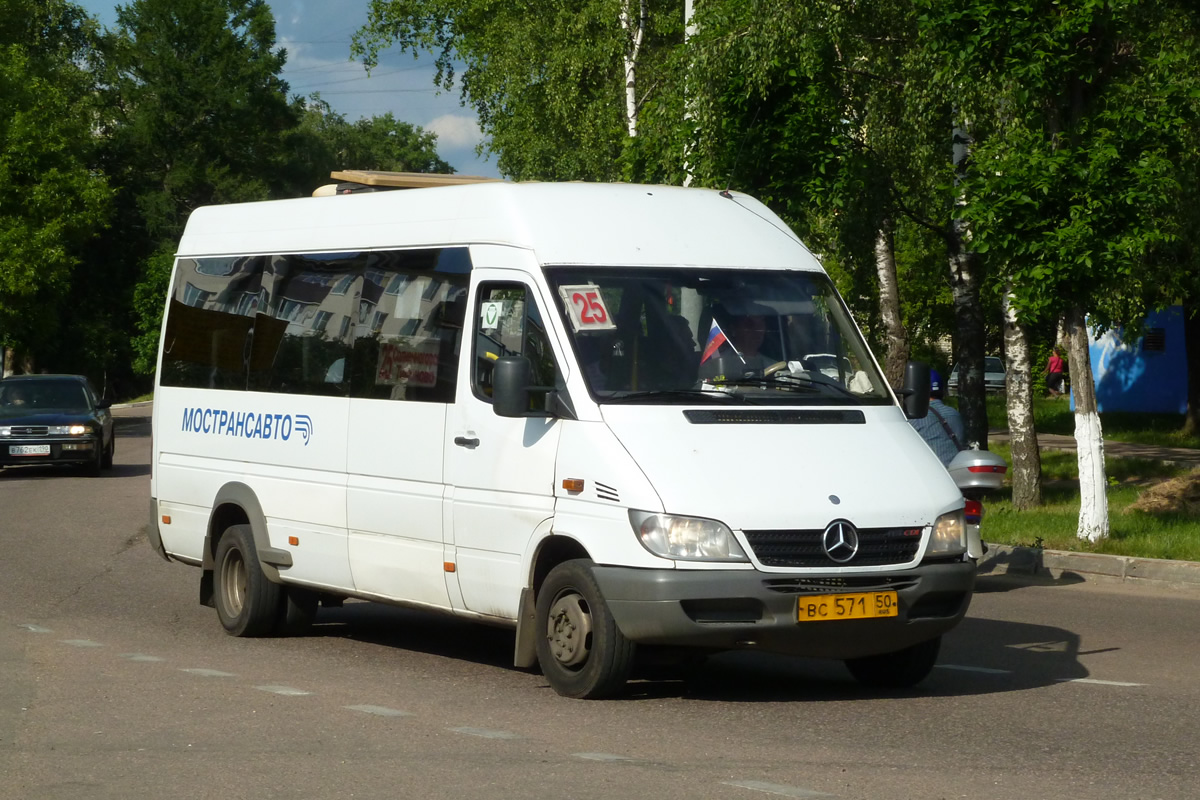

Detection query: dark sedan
xmin=0 ymin=375 xmax=114 ymax=475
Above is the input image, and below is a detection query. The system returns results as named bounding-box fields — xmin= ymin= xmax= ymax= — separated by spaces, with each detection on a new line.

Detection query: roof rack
xmin=313 ymin=170 xmax=502 ymax=197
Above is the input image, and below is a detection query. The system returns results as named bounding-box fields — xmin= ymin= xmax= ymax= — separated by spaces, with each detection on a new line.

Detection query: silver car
xmin=948 ymin=356 xmax=1006 ymax=394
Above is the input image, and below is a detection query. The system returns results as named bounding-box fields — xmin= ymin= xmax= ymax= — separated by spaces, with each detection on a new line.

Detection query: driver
xmin=701 ymin=304 xmax=775 ymax=376
xmin=3 ymin=385 xmax=29 ymax=406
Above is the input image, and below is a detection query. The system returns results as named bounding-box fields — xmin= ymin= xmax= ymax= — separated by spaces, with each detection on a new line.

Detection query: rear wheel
xmin=214 ymin=524 xmax=281 ymax=637
xmin=845 ymin=635 xmax=941 ymax=689
xmin=535 ymin=559 xmax=635 ymax=699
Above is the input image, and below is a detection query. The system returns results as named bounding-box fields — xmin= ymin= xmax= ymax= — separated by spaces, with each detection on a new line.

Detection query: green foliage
xmin=915 ymin=0 xmax=1200 ymax=329
xmin=0 ymin=0 xmax=112 ymax=363
xmin=98 ymin=0 xmax=300 ymax=372
xmin=354 ymin=0 xmax=685 ymax=181
xmin=289 ymin=97 xmax=452 ymax=189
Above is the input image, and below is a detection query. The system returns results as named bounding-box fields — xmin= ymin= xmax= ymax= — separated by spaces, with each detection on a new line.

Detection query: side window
xmin=349 ymin=248 xmax=470 ymax=403
xmin=160 ymin=256 xmax=265 ymax=390
xmin=473 ymin=282 xmax=560 ymax=403
xmin=249 ymin=254 xmax=361 ymax=397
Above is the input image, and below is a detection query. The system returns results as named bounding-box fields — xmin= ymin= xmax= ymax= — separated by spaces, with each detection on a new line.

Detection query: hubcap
xmin=220 ymin=549 xmax=247 ymax=616
xmin=546 ymin=591 xmax=592 ymax=668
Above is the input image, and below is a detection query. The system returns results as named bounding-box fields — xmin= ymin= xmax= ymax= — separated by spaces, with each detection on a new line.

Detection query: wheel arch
xmin=513 ymin=530 xmax=593 ymax=669
xmin=202 ymin=482 xmax=292 ymax=585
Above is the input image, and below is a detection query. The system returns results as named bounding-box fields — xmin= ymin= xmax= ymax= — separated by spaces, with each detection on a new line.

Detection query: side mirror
xmin=492 ymin=356 xmax=534 ymax=418
xmin=901 ymin=361 xmax=930 ymax=419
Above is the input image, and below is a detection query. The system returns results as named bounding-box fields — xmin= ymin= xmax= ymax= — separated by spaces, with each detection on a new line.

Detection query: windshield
xmin=545 ymin=267 xmax=892 ymax=405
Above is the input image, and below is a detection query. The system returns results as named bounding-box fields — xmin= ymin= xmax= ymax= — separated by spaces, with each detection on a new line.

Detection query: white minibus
xmin=148 ymin=179 xmax=973 ymax=698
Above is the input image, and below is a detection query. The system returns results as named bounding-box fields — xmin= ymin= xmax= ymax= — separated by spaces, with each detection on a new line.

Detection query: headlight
xmin=629 ymin=511 xmax=749 ymax=562
xmin=927 ymin=509 xmax=966 ymax=557
xmin=0 ymin=427 xmax=10 ymax=436
xmin=47 ymin=425 xmax=92 ymax=435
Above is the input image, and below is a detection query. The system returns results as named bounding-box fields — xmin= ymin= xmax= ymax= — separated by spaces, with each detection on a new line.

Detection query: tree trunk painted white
xmin=1065 ymin=306 xmax=1108 ymax=542
xmin=874 ymin=219 xmax=908 ymax=386
xmin=620 ymin=0 xmax=647 ymax=137
xmin=1002 ymin=287 xmax=1041 ymax=509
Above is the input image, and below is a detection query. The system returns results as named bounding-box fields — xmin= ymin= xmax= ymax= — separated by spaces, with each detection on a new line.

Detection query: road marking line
xmin=180 ymin=668 xmax=236 ymax=678
xmin=255 ymin=685 xmax=312 ymax=696
xmin=449 ymin=727 xmax=519 ymax=739
xmin=573 ymin=753 xmax=634 ymax=762
xmin=345 ymin=705 xmax=413 ymax=717
xmin=60 ymin=639 xmax=103 ymax=648
xmin=936 ymin=664 xmax=1013 ymax=674
xmin=120 ymin=653 xmax=165 ymax=662
xmin=1056 ymin=678 xmax=1145 ymax=687
xmin=18 ymin=624 xmax=52 ymax=633
xmin=724 ymin=780 xmax=833 ymax=797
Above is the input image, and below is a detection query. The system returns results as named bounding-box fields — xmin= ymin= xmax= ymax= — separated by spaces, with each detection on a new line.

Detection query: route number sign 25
xmin=558 ymin=284 xmax=616 ymax=332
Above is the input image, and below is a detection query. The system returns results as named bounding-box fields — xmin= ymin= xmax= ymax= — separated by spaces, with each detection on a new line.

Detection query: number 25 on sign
xmin=558 ymin=284 xmax=616 ymax=331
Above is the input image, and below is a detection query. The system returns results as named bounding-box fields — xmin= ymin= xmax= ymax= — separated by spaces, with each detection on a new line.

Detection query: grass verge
xmin=981 ymin=444 xmax=1200 ymax=562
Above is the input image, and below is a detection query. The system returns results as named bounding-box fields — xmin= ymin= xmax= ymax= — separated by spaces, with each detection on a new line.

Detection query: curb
xmin=979 ymin=543 xmax=1200 ymax=590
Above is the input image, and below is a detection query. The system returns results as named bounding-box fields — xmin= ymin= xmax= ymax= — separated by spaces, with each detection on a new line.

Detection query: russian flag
xmin=700 ymin=319 xmax=728 ymax=363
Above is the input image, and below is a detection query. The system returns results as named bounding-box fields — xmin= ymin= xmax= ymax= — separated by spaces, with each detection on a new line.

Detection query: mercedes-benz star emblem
xmin=822 ymin=520 xmax=860 ymax=563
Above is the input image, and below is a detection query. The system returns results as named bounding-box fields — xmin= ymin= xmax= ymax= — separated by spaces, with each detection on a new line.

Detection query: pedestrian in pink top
xmin=1046 ymin=348 xmax=1066 ymax=397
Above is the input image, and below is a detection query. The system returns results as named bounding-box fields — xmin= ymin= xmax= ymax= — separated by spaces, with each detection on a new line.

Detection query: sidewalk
xmin=988 ymin=429 xmax=1200 ymax=468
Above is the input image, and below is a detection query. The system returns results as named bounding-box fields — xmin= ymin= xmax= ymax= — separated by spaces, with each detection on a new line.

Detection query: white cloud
xmin=427 ymin=114 xmax=484 ymax=149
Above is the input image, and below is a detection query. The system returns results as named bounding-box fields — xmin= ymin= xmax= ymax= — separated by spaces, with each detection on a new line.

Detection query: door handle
xmin=454 ymin=436 xmax=480 ymax=448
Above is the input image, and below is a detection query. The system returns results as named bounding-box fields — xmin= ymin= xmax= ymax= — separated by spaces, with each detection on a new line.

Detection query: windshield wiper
xmin=769 ymin=373 xmax=861 ymax=397
xmin=713 ymin=374 xmax=860 ymax=398
xmin=602 ymin=389 xmax=751 ymax=404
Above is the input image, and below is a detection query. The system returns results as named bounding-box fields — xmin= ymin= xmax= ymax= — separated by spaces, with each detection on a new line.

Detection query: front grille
xmin=764 ymin=576 xmax=920 ymax=594
xmin=8 ymin=426 xmax=49 ymax=436
xmin=743 ymin=527 xmax=921 ymax=568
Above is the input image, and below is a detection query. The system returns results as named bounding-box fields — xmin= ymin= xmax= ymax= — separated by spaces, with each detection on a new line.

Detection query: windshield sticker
xmin=558 ymin=284 xmax=616 ymax=332
xmin=480 ymin=300 xmax=504 ymax=330
xmin=181 ymin=408 xmax=313 ymax=446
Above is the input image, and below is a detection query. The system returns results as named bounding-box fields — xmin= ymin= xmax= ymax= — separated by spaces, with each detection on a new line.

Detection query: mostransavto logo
xmin=181 ymin=408 xmax=313 ymax=446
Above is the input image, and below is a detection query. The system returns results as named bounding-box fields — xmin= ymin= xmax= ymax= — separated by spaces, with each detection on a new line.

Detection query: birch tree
xmin=354 ymin=0 xmax=679 ymax=181
xmin=921 ymin=0 xmax=1200 ymax=540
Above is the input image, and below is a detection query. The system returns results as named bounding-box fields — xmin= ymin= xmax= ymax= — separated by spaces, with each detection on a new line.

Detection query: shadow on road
xmin=294 ymin=597 xmax=1087 ymax=702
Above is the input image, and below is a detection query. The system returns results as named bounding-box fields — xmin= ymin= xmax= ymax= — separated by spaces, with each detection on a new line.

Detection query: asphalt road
xmin=2 ymin=406 xmax=1198 ymax=800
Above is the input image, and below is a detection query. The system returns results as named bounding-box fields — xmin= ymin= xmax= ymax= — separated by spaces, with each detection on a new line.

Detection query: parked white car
xmin=948 ymin=356 xmax=1006 ymax=394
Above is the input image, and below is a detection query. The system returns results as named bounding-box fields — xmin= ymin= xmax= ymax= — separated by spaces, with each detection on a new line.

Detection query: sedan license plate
xmin=797 ymin=591 xmax=898 ymax=622
xmin=9 ymin=444 xmax=51 ymax=456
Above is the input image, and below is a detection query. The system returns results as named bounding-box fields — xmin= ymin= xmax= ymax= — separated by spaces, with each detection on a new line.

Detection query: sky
xmin=75 ymin=0 xmax=500 ymax=179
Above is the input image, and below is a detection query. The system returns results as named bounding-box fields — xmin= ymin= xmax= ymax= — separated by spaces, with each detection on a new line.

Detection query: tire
xmin=213 ymin=524 xmax=281 ymax=637
xmin=101 ymin=434 xmax=114 ymax=469
xmin=535 ymin=559 xmax=636 ymax=699
xmin=85 ymin=441 xmax=103 ymax=476
xmin=845 ymin=635 xmax=941 ymax=689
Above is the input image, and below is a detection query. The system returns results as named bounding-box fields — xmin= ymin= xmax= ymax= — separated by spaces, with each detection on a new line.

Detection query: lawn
xmin=973 ymin=392 xmax=1200 ymax=449
xmin=979 ymin=444 xmax=1200 ymax=562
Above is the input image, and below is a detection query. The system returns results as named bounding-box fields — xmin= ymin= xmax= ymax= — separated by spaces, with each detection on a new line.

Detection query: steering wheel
xmin=763 ymin=361 xmax=790 ymax=377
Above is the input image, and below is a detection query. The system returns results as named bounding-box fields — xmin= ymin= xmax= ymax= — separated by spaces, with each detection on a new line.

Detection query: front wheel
xmin=845 ymin=635 xmax=941 ymax=689
xmin=535 ymin=560 xmax=635 ymax=699
xmin=101 ymin=434 xmax=114 ymax=469
xmin=214 ymin=524 xmax=281 ymax=637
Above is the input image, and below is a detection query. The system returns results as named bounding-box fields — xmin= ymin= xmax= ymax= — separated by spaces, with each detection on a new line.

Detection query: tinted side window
xmin=160 ymin=256 xmax=265 ymax=389
xmin=248 ymin=253 xmax=361 ymax=397
xmin=473 ymin=282 xmax=560 ymax=403
xmin=349 ymin=248 xmax=470 ymax=403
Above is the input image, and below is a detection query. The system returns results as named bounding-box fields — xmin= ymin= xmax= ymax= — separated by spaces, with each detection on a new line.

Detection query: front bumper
xmin=0 ymin=437 xmax=100 ymax=466
xmin=593 ymin=561 xmax=975 ymax=660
